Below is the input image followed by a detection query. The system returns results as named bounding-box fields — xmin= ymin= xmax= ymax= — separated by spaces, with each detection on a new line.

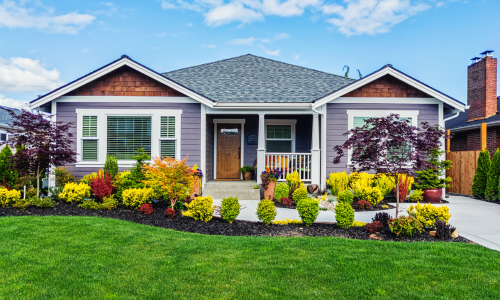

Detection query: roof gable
xmin=343 ymin=74 xmax=433 ymax=98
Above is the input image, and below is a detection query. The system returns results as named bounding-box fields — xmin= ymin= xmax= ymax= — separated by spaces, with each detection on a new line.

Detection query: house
xmin=0 ymin=105 xmax=21 ymax=147
xmin=29 ymin=54 xmax=465 ymax=190
xmin=446 ymin=51 xmax=499 ymax=157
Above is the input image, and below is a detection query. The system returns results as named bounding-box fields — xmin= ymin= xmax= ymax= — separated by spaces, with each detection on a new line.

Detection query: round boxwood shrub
xmin=297 ymin=197 xmax=319 ymax=226
xmin=274 ymin=183 xmax=289 ymax=203
xmin=256 ymin=199 xmax=277 ymax=226
xmin=221 ymin=196 xmax=240 ymax=224
xmin=292 ymin=187 xmax=308 ymax=204
xmin=355 ymin=186 xmax=383 ymax=206
xmin=335 ymin=202 xmax=354 ymax=228
xmin=337 ymin=190 xmax=354 ymax=205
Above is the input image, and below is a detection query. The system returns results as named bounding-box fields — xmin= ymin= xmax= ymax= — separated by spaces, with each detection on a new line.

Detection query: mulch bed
xmin=0 ymin=200 xmax=473 ymax=244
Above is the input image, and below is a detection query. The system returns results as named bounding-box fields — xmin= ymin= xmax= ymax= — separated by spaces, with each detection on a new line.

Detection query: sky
xmin=0 ymin=0 xmax=498 ymax=108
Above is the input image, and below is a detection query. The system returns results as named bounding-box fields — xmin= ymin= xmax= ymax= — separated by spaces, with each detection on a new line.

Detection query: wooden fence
xmin=446 ymin=150 xmax=480 ymax=195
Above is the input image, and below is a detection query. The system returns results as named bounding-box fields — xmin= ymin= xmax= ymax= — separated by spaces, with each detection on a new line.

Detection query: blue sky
xmin=0 ymin=0 xmax=498 ymax=108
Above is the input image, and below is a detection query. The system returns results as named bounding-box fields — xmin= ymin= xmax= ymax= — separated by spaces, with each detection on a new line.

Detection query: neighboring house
xmin=29 ymin=54 xmax=465 ymax=190
xmin=0 ymin=105 xmax=21 ymax=147
xmin=446 ymin=51 xmax=498 ymax=157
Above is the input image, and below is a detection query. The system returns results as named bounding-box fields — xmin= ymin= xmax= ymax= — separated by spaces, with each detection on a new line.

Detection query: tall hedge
xmin=485 ymin=149 xmax=500 ymax=201
xmin=472 ymin=150 xmax=491 ymax=199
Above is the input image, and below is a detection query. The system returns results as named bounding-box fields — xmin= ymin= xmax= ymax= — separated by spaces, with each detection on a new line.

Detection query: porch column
xmin=311 ymin=113 xmax=320 ymax=185
xmin=257 ymin=113 xmax=266 ymax=184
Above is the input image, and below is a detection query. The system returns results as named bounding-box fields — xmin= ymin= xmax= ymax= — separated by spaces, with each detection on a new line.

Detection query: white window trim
xmin=213 ymin=119 xmax=245 ymax=180
xmin=264 ymin=119 xmax=297 ymax=153
xmin=76 ymin=109 xmax=182 ymax=168
xmin=346 ymin=110 xmax=419 ymax=165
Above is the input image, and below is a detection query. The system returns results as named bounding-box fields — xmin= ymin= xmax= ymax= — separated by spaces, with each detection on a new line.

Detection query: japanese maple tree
xmin=332 ymin=114 xmax=447 ymax=217
xmin=4 ymin=110 xmax=76 ymax=197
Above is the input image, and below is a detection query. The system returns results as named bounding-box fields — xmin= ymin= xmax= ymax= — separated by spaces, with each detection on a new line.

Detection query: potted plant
xmin=240 ymin=166 xmax=254 ymax=180
xmin=414 ymin=148 xmax=452 ymax=203
xmin=260 ymin=167 xmax=281 ymax=201
xmin=189 ymin=164 xmax=203 ymax=199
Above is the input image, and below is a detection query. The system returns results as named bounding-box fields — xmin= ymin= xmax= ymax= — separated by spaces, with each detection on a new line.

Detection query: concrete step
xmin=203 ymin=180 xmax=260 ymax=200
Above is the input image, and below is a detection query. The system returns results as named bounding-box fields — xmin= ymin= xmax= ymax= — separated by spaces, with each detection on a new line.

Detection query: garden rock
xmin=452 ymin=230 xmax=459 ymax=238
xmin=307 ymin=184 xmax=319 ymax=194
xmin=429 ymin=231 xmax=436 ymax=236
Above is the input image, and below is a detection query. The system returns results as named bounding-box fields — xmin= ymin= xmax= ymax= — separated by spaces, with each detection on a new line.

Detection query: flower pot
xmin=423 ymin=188 xmax=442 ymax=203
xmin=243 ymin=171 xmax=252 ymax=181
xmin=190 ymin=178 xmax=200 ymax=199
xmin=263 ymin=180 xmax=276 ymax=201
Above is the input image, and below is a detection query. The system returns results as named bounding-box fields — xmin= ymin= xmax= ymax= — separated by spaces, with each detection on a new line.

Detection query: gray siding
xmin=326 ymin=103 xmax=440 ymax=175
xmin=58 ymin=101 xmax=201 ymax=179
xmin=205 ymin=114 xmax=214 ymax=181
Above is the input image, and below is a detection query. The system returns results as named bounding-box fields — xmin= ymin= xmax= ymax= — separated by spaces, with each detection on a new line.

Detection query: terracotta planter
xmin=190 ymin=179 xmax=201 ymax=199
xmin=263 ymin=180 xmax=276 ymax=201
xmin=423 ymin=188 xmax=442 ymax=203
xmin=243 ymin=171 xmax=252 ymax=181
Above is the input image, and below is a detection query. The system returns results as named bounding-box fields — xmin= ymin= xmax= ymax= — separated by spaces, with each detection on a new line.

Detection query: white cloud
xmin=261 ymin=0 xmax=322 ymax=17
xmin=273 ymin=32 xmax=289 ymax=40
xmin=229 ymin=36 xmax=257 ymax=45
xmin=293 ymin=54 xmax=299 ymax=60
xmin=187 ymin=22 xmax=194 ymax=26
xmin=161 ymin=0 xmax=203 ymax=11
xmin=205 ymin=2 xmax=263 ymax=26
xmin=261 ymin=38 xmax=270 ymax=43
xmin=323 ymin=0 xmax=431 ymax=36
xmin=0 ymin=94 xmax=28 ymax=108
xmin=82 ymin=48 xmax=89 ymax=52
xmin=0 ymin=56 xmax=62 ymax=93
xmin=202 ymin=44 xmax=216 ymax=48
xmin=259 ymin=44 xmax=280 ymax=56
xmin=0 ymin=0 xmax=95 ymax=34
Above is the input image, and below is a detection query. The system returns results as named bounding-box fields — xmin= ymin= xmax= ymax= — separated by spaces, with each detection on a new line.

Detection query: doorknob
xmin=238 ymin=151 xmax=241 ymax=159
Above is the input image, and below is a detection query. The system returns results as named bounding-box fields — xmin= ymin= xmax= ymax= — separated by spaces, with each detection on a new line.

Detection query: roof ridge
xmin=162 ymin=54 xmax=253 ymax=75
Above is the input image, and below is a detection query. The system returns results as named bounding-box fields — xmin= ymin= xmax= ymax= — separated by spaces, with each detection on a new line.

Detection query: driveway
xmin=213 ymin=195 xmax=500 ymax=251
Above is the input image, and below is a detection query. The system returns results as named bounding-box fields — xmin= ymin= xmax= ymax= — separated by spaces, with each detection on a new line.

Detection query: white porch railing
xmin=265 ymin=153 xmax=312 ymax=182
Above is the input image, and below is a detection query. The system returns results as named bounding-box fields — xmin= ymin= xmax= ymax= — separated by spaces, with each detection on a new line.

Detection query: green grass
xmin=1 ymin=216 xmax=500 ymax=299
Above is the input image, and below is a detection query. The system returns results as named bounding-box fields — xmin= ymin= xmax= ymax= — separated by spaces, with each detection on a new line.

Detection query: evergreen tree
xmin=472 ymin=150 xmax=491 ymax=199
xmin=0 ymin=146 xmax=18 ymax=189
xmin=485 ymin=149 xmax=500 ymax=201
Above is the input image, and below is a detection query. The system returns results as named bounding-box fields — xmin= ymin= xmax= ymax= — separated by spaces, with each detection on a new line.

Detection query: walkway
xmin=213 ymin=195 xmax=500 ymax=252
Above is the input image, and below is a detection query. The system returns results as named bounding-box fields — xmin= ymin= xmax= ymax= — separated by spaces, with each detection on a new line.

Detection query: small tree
xmin=414 ymin=148 xmax=452 ymax=190
xmin=104 ymin=154 xmax=118 ymax=178
xmin=471 ymin=149 xmax=490 ymax=199
xmin=332 ymin=114 xmax=447 ymax=218
xmin=485 ymin=149 xmax=500 ymax=201
xmin=4 ymin=110 xmax=76 ymax=197
xmin=0 ymin=146 xmax=18 ymax=189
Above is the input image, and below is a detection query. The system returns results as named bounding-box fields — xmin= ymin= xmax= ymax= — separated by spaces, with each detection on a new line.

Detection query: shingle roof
xmin=445 ymin=97 xmax=500 ymax=130
xmin=162 ymin=54 xmax=356 ymax=103
xmin=0 ymin=106 xmax=21 ymax=125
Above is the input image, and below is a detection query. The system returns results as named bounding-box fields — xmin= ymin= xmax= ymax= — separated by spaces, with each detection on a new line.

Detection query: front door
xmin=217 ymin=124 xmax=241 ymax=179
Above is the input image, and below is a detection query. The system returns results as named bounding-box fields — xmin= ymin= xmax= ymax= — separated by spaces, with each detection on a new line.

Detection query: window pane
xmin=267 ymin=125 xmax=275 ymax=139
xmin=82 ymin=140 xmax=98 ymax=161
xmin=82 ymin=116 xmax=97 ymax=137
xmin=161 ymin=116 xmax=175 ymax=138
xmin=107 ymin=116 xmax=151 ymax=160
xmin=274 ymin=125 xmax=283 ymax=138
xmin=353 ymin=117 xmax=372 ymax=129
xmin=267 ymin=140 xmax=292 ymax=152
xmin=267 ymin=125 xmax=291 ymax=140
xmin=282 ymin=125 xmax=291 ymax=139
xmin=160 ymin=140 xmax=176 ymax=158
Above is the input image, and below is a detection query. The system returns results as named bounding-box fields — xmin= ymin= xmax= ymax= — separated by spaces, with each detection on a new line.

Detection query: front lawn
xmin=1 ymin=216 xmax=499 ymax=299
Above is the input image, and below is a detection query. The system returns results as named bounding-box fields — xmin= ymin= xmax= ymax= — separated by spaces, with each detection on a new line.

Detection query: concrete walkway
xmin=213 ymin=195 xmax=500 ymax=251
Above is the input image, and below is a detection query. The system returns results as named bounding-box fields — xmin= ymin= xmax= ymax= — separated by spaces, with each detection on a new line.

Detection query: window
xmin=107 ymin=116 xmax=152 ymax=160
xmin=81 ymin=116 xmax=98 ymax=161
xmin=0 ymin=133 xmax=6 ymax=142
xmin=160 ymin=116 xmax=177 ymax=158
xmin=266 ymin=122 xmax=295 ymax=152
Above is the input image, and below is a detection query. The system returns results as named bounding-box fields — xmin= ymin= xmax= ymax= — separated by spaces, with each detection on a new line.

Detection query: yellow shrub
xmin=327 ymin=171 xmax=349 ymax=196
xmin=373 ymin=174 xmax=395 ymax=196
xmin=182 ymin=196 xmax=215 ymax=222
xmin=355 ymin=186 xmax=384 ymax=206
xmin=272 ymin=219 xmax=303 ymax=225
xmin=398 ymin=174 xmax=414 ymax=193
xmin=286 ymin=171 xmax=303 ymax=189
xmin=352 ymin=221 xmax=367 ymax=227
xmin=118 ymin=170 xmax=131 ymax=180
xmin=0 ymin=188 xmax=21 ymax=207
xmin=80 ymin=170 xmax=104 ymax=185
xmin=122 ymin=188 xmax=154 ymax=209
xmin=59 ymin=182 xmax=91 ymax=203
xmin=407 ymin=202 xmax=451 ymax=229
xmin=350 ymin=172 xmax=374 ymax=195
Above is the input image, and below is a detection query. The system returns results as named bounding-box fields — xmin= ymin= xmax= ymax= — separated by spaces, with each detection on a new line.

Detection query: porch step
xmin=203 ymin=180 xmax=260 ymax=200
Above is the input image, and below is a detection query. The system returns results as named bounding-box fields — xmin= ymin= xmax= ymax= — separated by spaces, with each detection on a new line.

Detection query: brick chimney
xmin=467 ymin=50 xmax=497 ymax=121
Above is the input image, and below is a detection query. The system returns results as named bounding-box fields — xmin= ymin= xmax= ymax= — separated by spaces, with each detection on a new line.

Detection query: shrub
xmin=183 ymin=196 xmax=215 ymax=222
xmin=104 ymin=154 xmax=119 ymax=178
xmin=352 ymin=220 xmax=367 ymax=227
xmin=373 ymin=174 xmax=395 ymax=196
xmin=356 ymin=200 xmax=371 ymax=210
xmin=398 ymin=174 xmax=414 ymax=193
xmin=288 ymin=187 xmax=296 ymax=199
xmin=58 ymin=182 xmax=91 ymax=203
xmin=337 ymin=190 xmax=354 ymax=205
xmin=239 ymin=166 xmax=254 ymax=172
xmin=409 ymin=189 xmax=424 ymax=202
xmin=0 ymin=146 xmax=18 ymax=190
xmin=292 ymin=187 xmax=308 ymax=204
xmin=435 ymin=220 xmax=457 ymax=240
xmin=355 ymin=186 xmax=383 ymax=206
xmin=54 ymin=166 xmax=75 ymax=187
xmin=272 ymin=219 xmax=302 ymax=225
xmin=396 ymin=175 xmax=412 ymax=202
xmin=31 ymin=196 xmax=57 ymax=208
xmin=286 ymin=171 xmax=302 ymax=189
xmin=389 ymin=216 xmax=423 ymax=237
xmin=0 ymin=188 xmax=21 ymax=207
xmin=281 ymin=197 xmax=293 ymax=206
xmin=366 ymin=221 xmax=383 ymax=233
xmin=327 ymin=171 xmax=349 ymax=196
xmin=274 ymin=183 xmax=289 ymax=202
xmin=12 ymin=197 xmax=30 ymax=210
xmin=256 ymin=199 xmax=277 ymax=225
xmin=79 ymin=199 xmax=100 ymax=210
xmin=335 ymin=202 xmax=354 ymax=228
xmin=48 ymin=186 xmax=64 ymax=201
xmin=472 ymin=149 xmax=490 ymax=199
xmin=139 ymin=203 xmax=155 ymax=215
xmin=165 ymin=208 xmax=175 ymax=219
xmin=372 ymin=212 xmax=391 ymax=225
xmin=407 ymin=202 xmax=451 ymax=229
xmin=80 ymin=170 xmax=103 ymax=185
xmin=297 ymin=197 xmax=319 ymax=226
xmin=90 ymin=172 xmax=115 ymax=201
xmin=100 ymin=195 xmax=118 ymax=210
xmin=221 ymin=196 xmax=240 ymax=224
xmin=115 ymin=149 xmax=149 ymax=200
xmin=486 ymin=149 xmax=500 ymax=201
xmin=349 ymin=172 xmax=374 ymax=195
xmin=122 ymin=187 xmax=154 ymax=209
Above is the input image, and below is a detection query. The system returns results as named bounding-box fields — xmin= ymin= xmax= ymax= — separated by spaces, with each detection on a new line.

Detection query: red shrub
xmin=139 ymin=203 xmax=154 ymax=215
xmin=356 ymin=200 xmax=372 ymax=210
xmin=165 ymin=208 xmax=175 ymax=219
xmin=397 ymin=176 xmax=411 ymax=203
xmin=281 ymin=197 xmax=293 ymax=206
xmin=366 ymin=221 xmax=383 ymax=233
xmin=90 ymin=172 xmax=116 ymax=201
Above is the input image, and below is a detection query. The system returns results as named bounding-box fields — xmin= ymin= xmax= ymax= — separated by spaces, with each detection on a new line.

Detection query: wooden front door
xmin=217 ymin=124 xmax=241 ymax=179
